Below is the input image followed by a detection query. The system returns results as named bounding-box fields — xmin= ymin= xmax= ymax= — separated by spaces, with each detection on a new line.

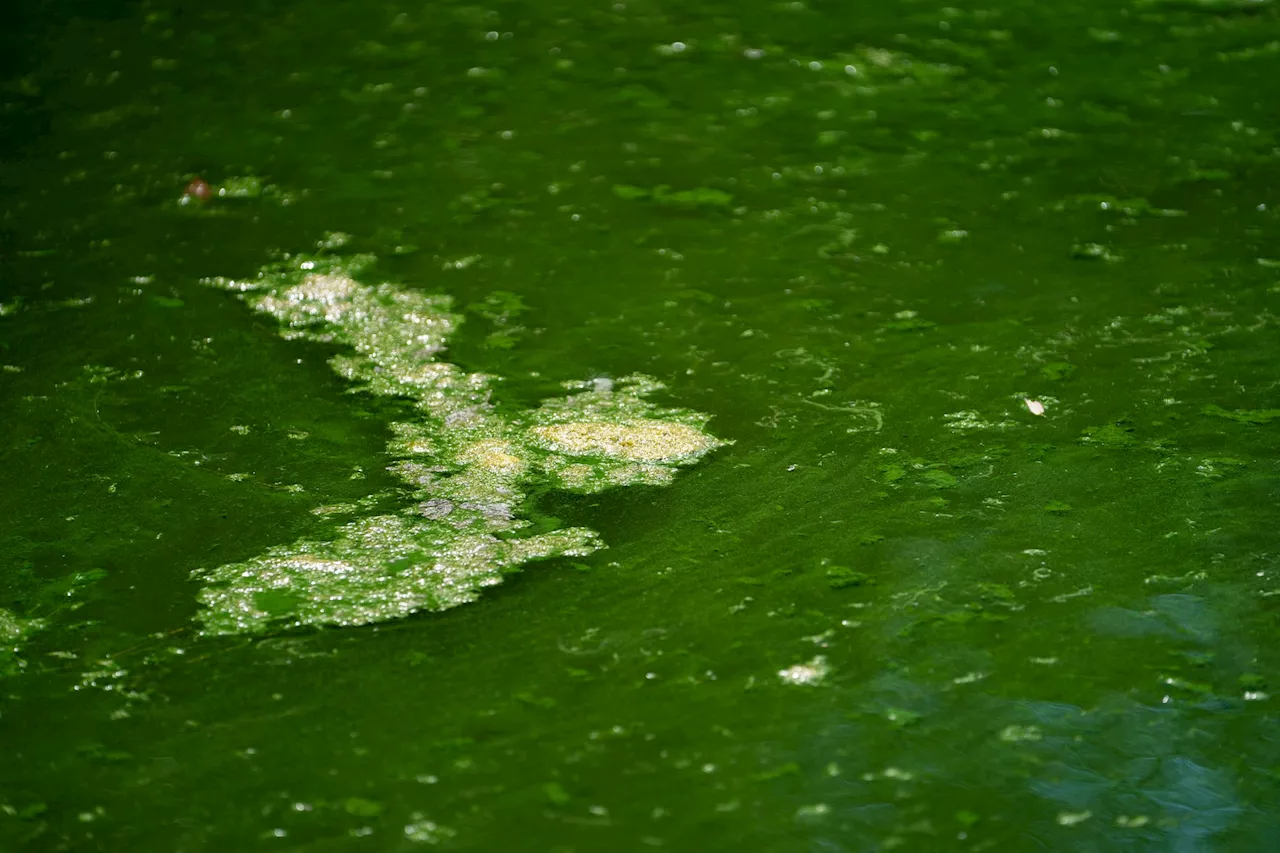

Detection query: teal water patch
xmin=195 ymin=241 xmax=726 ymax=634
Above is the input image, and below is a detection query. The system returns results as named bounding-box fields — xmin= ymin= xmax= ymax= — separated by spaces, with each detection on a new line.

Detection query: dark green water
xmin=3 ymin=0 xmax=1279 ymax=849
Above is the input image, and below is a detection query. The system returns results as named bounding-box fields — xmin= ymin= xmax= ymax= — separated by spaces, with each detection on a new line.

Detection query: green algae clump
xmin=0 ymin=609 xmax=32 ymax=644
xmin=1200 ymin=404 xmax=1280 ymax=425
xmin=0 ymin=609 xmax=45 ymax=678
xmin=529 ymin=421 xmax=716 ymax=463
xmin=197 ymin=245 xmax=726 ymax=635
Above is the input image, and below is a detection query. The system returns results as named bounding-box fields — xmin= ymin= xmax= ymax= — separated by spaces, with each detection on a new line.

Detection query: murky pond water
xmin=3 ymin=0 xmax=1278 ymax=850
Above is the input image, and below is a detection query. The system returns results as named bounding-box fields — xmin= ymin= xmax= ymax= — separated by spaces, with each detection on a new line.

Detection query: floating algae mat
xmin=196 ymin=244 xmax=725 ymax=635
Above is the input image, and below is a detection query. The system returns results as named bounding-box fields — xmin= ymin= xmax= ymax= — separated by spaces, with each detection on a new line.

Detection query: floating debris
xmin=795 ymin=803 xmax=830 ymax=821
xmin=1201 ymin=404 xmax=1280 ymax=425
xmin=778 ymin=655 xmax=830 ymax=686
xmin=404 ymin=815 xmax=456 ymax=844
xmin=1057 ymin=810 xmax=1093 ymax=827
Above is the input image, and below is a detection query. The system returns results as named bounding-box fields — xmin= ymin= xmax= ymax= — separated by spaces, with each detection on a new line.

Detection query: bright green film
xmin=1 ymin=0 xmax=1278 ymax=850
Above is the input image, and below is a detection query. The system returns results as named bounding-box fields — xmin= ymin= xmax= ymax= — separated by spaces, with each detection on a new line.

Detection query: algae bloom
xmin=529 ymin=421 xmax=716 ymax=463
xmin=197 ymin=245 xmax=725 ymax=635
xmin=0 ymin=609 xmax=45 ymax=677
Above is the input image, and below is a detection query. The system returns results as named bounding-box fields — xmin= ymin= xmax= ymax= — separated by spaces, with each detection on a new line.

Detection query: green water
xmin=3 ymin=0 xmax=1279 ymax=849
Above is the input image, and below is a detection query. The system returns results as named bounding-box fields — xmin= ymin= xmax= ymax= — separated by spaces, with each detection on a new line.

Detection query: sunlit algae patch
xmin=0 ymin=609 xmax=44 ymax=677
xmin=198 ymin=246 xmax=725 ymax=635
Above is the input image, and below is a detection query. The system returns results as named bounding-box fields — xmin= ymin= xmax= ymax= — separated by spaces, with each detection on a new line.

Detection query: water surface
xmin=2 ymin=0 xmax=1278 ymax=849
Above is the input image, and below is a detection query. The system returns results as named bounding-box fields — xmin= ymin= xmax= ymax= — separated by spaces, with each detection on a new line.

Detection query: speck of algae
xmin=0 ymin=609 xmax=44 ymax=677
xmin=195 ymin=241 xmax=726 ymax=635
